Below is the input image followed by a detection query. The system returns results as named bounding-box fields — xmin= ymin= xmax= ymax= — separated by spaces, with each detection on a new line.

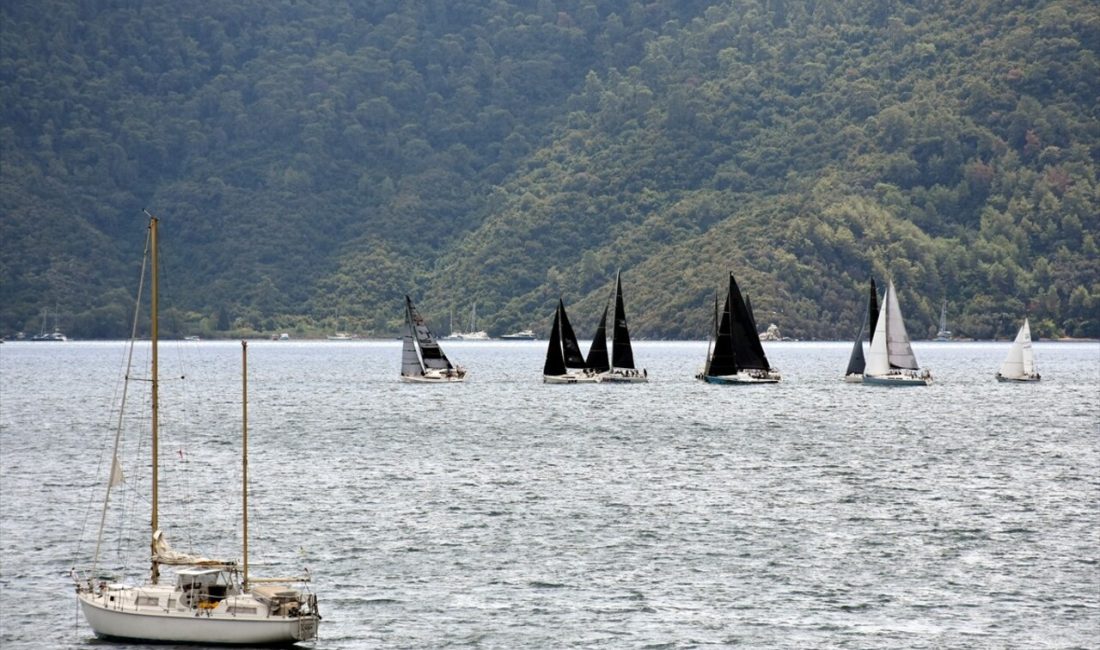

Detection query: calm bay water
xmin=1 ymin=340 xmax=1098 ymax=648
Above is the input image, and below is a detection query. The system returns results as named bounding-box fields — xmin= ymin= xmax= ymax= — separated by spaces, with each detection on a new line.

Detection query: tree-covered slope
xmin=2 ymin=0 xmax=1097 ymax=340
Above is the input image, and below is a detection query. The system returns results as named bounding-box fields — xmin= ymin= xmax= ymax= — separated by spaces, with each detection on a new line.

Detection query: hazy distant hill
xmin=2 ymin=0 xmax=1097 ymax=340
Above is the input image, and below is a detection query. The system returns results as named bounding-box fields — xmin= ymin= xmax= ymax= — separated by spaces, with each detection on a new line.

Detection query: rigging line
xmin=81 ymin=223 xmax=152 ymax=576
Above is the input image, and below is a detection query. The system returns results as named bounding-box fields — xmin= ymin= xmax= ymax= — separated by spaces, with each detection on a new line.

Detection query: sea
xmin=1 ymin=339 xmax=1097 ymax=649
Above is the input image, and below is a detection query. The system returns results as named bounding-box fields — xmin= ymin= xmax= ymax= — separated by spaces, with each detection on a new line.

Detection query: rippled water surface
xmin=2 ymin=340 xmax=1098 ymax=648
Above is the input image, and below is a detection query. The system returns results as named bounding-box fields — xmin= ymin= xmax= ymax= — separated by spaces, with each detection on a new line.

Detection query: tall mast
xmin=241 ymin=341 xmax=249 ymax=590
xmin=147 ymin=212 xmax=160 ymax=584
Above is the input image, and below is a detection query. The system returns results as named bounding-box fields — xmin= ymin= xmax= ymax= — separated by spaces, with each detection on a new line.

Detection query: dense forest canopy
xmin=2 ymin=0 xmax=1097 ymax=340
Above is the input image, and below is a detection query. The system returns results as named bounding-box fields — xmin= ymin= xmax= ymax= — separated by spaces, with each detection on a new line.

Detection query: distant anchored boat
xmin=500 ymin=329 xmax=537 ymax=340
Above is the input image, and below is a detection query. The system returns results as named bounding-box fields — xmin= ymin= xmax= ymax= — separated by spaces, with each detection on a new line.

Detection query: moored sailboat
xmin=73 ymin=213 xmax=320 ymax=645
xmin=543 ymin=299 xmax=601 ymax=383
xmin=934 ymin=299 xmax=952 ymax=341
xmin=996 ymin=318 xmax=1041 ymax=382
xmin=844 ymin=277 xmax=879 ymax=382
xmin=696 ymin=273 xmax=781 ymax=384
xmin=402 ymin=296 xmax=467 ymax=382
xmin=863 ymin=280 xmax=932 ymax=386
xmin=443 ymin=304 xmax=490 ymax=340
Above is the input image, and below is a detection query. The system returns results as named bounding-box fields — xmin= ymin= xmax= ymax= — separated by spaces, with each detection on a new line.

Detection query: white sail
xmin=883 ymin=281 xmax=919 ymax=369
xmin=865 ymin=287 xmax=892 ymax=376
xmin=999 ymin=318 xmax=1035 ymax=378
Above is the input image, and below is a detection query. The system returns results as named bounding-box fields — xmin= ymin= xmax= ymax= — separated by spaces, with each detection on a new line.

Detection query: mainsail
xmin=706 ymin=286 xmax=737 ymax=376
xmin=403 ymin=296 xmax=454 ymax=377
xmin=866 ymin=281 xmax=919 ymax=375
xmin=846 ymin=277 xmax=877 ymax=376
xmin=728 ymin=273 xmax=771 ymax=370
xmin=542 ymin=306 xmax=566 ymax=376
xmin=586 ymin=300 xmax=610 ymax=373
xmin=999 ymin=318 xmax=1035 ymax=378
xmin=556 ymin=299 xmax=588 ymax=369
xmin=611 ymin=272 xmax=636 ymax=370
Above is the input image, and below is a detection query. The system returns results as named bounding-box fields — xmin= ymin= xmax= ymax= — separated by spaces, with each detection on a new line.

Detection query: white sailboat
xmin=996 ymin=318 xmax=1041 ymax=382
xmin=934 ymin=299 xmax=952 ymax=341
xmin=73 ymin=213 xmax=320 ymax=645
xmin=442 ymin=303 xmax=490 ymax=340
xmin=402 ymin=295 xmax=467 ymax=382
xmin=863 ymin=280 xmax=932 ymax=386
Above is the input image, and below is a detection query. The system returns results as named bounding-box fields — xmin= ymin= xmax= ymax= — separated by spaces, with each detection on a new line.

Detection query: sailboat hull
xmin=401 ymin=369 xmax=467 ymax=383
xmin=862 ymin=372 xmax=931 ymax=386
xmin=995 ymin=373 xmax=1040 ymax=382
xmin=78 ymin=590 xmax=319 ymax=645
xmin=543 ymin=372 xmax=601 ymax=384
xmin=697 ymin=370 xmax=780 ymax=384
xmin=598 ymin=368 xmax=648 ymax=383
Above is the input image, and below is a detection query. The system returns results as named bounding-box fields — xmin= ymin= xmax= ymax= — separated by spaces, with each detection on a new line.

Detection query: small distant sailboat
xmin=443 ymin=304 xmax=490 ymax=340
xmin=863 ymin=280 xmax=932 ymax=386
xmin=996 ymin=318 xmax=1041 ymax=382
xmin=844 ymin=278 xmax=879 ymax=383
xmin=597 ymin=272 xmax=647 ymax=383
xmin=696 ymin=273 xmax=781 ymax=384
xmin=401 ymin=296 xmax=467 ymax=382
xmin=499 ymin=329 xmax=537 ymax=340
xmin=934 ymin=299 xmax=952 ymax=341
xmin=74 ymin=213 xmax=320 ymax=645
xmin=543 ymin=299 xmax=601 ymax=383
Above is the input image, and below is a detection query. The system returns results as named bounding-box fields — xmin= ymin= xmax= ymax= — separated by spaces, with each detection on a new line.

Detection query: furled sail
xmin=586 ymin=300 xmax=610 ymax=373
xmin=611 ymin=272 xmax=636 ymax=369
xmin=151 ymin=530 xmax=231 ymax=567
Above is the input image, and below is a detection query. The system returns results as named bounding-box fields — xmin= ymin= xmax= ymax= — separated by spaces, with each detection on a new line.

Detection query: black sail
xmin=558 ymin=299 xmax=587 ymax=369
xmin=868 ymin=277 xmax=879 ymax=344
xmin=706 ymin=286 xmax=737 ymax=376
xmin=586 ymin=300 xmax=610 ymax=373
xmin=542 ymin=306 xmax=566 ymax=376
xmin=728 ymin=273 xmax=771 ymax=370
xmin=611 ymin=272 xmax=636 ymax=369
xmin=845 ymin=317 xmax=867 ymax=375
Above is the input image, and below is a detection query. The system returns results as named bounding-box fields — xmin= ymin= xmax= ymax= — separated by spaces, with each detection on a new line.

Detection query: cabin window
xmin=228 ymin=605 xmax=258 ymax=615
xmin=136 ymin=596 xmax=159 ymax=607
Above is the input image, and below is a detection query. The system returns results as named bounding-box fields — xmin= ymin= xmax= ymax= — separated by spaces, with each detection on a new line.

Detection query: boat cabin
xmin=175 ymin=568 xmax=235 ymax=609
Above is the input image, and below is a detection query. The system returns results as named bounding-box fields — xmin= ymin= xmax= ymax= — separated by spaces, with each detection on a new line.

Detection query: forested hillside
xmin=2 ymin=0 xmax=1097 ymax=340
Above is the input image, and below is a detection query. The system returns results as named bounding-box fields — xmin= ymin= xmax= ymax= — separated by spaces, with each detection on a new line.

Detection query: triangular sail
xmin=706 ymin=286 xmax=737 ymax=376
xmin=401 ymin=297 xmax=425 ymax=376
xmin=845 ymin=319 xmax=867 ymax=376
xmin=558 ymin=299 xmax=587 ymax=369
xmin=405 ymin=296 xmax=453 ymax=372
xmin=543 ymin=306 xmax=566 ymax=376
xmin=586 ymin=300 xmax=610 ymax=373
xmin=728 ymin=273 xmax=770 ymax=370
xmin=868 ymin=278 xmax=879 ymax=343
xmin=999 ymin=318 xmax=1035 ymax=378
xmin=883 ymin=281 xmax=919 ymax=369
xmin=611 ymin=272 xmax=636 ymax=369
